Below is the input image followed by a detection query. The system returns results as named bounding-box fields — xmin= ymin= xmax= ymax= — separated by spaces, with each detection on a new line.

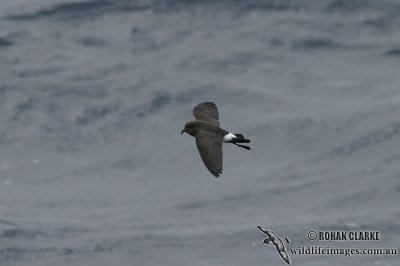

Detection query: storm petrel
xmin=181 ymin=102 xmax=250 ymax=177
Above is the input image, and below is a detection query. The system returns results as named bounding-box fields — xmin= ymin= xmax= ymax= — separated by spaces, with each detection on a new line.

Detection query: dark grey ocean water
xmin=0 ymin=0 xmax=399 ymax=265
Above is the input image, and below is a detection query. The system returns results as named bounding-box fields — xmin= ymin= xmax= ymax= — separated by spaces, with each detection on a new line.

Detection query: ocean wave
xmin=78 ymin=36 xmax=107 ymax=47
xmin=3 ymin=0 xmax=309 ymax=22
xmin=384 ymin=47 xmax=400 ymax=56
xmin=329 ymin=121 xmax=400 ymax=156
xmin=0 ymin=37 xmax=12 ymax=47
xmin=327 ymin=0 xmax=372 ymax=11
xmin=0 ymin=247 xmax=56 ymax=264
xmin=326 ymin=0 xmax=400 ymax=12
xmin=174 ymin=86 xmax=218 ymax=104
xmin=154 ymin=0 xmax=303 ymax=13
xmin=0 ymin=228 xmax=44 ymax=240
xmin=362 ymin=9 xmax=400 ymax=31
xmin=320 ymin=217 xmax=400 ymax=234
xmin=75 ymin=104 xmax=119 ymax=125
xmin=119 ymin=92 xmax=171 ymax=121
xmin=4 ymin=0 xmax=400 ymax=23
xmin=5 ymin=0 xmax=150 ymax=20
xmin=175 ymin=179 xmax=317 ymax=213
xmin=291 ymin=37 xmax=341 ymax=51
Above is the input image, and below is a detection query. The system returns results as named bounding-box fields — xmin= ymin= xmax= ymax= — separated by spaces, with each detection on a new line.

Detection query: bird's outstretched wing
xmin=257 ymin=225 xmax=272 ymax=237
xmin=279 ymin=250 xmax=291 ymax=265
xmin=195 ymin=131 xmax=223 ymax=177
xmin=193 ymin=102 xmax=220 ymax=126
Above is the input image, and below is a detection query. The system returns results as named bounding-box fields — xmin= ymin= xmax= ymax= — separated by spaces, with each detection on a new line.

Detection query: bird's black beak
xmin=181 ymin=129 xmax=185 ymax=135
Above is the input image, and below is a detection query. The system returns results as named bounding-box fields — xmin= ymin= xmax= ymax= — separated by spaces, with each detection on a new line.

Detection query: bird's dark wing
xmin=195 ymin=131 xmax=223 ymax=177
xmin=257 ymin=225 xmax=272 ymax=237
xmin=279 ymin=251 xmax=291 ymax=265
xmin=193 ymin=102 xmax=220 ymax=126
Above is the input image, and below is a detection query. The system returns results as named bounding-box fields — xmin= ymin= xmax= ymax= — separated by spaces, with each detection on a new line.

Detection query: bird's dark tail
xmin=233 ymin=133 xmax=250 ymax=143
xmin=229 ymin=133 xmax=251 ymax=150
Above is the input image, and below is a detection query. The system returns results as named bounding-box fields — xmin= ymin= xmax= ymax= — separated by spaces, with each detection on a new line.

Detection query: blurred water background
xmin=0 ymin=0 xmax=399 ymax=265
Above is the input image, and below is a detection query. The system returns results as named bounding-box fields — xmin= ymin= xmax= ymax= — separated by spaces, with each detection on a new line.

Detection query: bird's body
xmin=181 ymin=102 xmax=250 ymax=177
xmin=183 ymin=120 xmax=228 ymax=138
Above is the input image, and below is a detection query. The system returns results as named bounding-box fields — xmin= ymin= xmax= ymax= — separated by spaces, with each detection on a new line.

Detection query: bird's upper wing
xmin=257 ymin=225 xmax=272 ymax=237
xmin=195 ymin=131 xmax=223 ymax=177
xmin=193 ymin=102 xmax=220 ymax=126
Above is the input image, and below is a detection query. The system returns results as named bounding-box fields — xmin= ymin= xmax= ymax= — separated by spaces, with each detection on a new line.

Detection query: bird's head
xmin=181 ymin=121 xmax=198 ymax=137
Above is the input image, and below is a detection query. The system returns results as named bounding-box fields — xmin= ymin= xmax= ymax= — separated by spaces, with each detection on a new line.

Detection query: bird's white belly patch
xmin=223 ymin=133 xmax=236 ymax=142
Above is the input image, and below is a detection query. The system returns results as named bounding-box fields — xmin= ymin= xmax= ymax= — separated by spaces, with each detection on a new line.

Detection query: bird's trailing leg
xmin=232 ymin=143 xmax=251 ymax=150
xmin=227 ymin=133 xmax=251 ymax=150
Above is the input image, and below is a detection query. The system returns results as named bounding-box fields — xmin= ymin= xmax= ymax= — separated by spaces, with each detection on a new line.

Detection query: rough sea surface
xmin=0 ymin=0 xmax=399 ymax=265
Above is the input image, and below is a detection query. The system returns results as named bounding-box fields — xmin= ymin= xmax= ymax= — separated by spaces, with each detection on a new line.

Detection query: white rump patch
xmin=223 ymin=133 xmax=236 ymax=142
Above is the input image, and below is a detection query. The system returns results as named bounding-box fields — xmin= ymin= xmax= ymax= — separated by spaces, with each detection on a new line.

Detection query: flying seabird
xmin=181 ymin=102 xmax=250 ymax=177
